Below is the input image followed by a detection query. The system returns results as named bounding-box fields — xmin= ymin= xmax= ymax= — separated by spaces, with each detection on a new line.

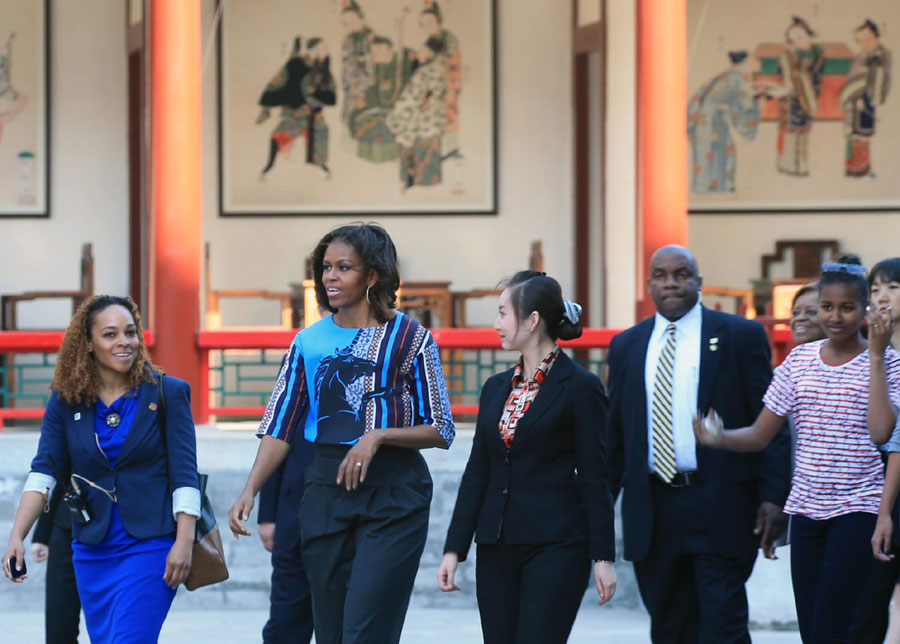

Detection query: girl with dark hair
xmin=694 ymin=256 xmax=900 ymax=642
xmin=849 ymin=257 xmax=900 ymax=643
xmin=438 ymin=270 xmax=617 ymax=643
xmin=229 ymin=222 xmax=454 ymax=644
xmin=2 ymin=295 xmax=201 ymax=644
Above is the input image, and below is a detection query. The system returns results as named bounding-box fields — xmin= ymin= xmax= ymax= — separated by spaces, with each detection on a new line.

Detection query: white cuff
xmin=23 ymin=472 xmax=56 ymax=497
xmin=172 ymin=486 xmax=202 ymax=519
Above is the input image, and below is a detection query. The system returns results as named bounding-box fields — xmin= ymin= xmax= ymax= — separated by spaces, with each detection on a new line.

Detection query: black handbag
xmin=158 ymin=374 xmax=229 ymax=590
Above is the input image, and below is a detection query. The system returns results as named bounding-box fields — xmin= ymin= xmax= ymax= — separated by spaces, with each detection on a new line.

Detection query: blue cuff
xmin=23 ymin=472 xmax=56 ymax=497
xmin=172 ymin=486 xmax=202 ymax=519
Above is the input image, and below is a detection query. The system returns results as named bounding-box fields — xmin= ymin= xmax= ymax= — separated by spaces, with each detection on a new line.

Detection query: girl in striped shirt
xmin=694 ymin=256 xmax=900 ymax=643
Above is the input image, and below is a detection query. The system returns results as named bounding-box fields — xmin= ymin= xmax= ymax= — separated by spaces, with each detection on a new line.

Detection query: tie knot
xmin=666 ymin=323 xmax=676 ymax=336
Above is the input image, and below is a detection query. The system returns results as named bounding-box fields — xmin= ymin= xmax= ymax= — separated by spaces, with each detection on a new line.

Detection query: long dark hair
xmin=504 ymin=271 xmax=583 ymax=342
xmin=311 ymin=222 xmax=400 ymax=323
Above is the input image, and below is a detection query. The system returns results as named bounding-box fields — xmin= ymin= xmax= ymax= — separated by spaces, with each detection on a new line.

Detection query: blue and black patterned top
xmin=258 ymin=313 xmax=455 ymax=447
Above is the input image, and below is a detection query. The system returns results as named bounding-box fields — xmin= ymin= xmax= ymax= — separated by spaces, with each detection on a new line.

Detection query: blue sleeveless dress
xmin=71 ymin=386 xmax=177 ymax=644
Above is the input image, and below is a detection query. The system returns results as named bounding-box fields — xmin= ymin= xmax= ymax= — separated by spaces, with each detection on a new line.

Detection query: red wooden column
xmin=150 ymin=0 xmax=203 ymax=419
xmin=635 ymin=0 xmax=688 ymax=320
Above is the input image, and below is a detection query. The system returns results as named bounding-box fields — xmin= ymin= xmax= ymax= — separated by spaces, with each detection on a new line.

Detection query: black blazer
xmin=444 ymin=351 xmax=616 ymax=562
xmin=30 ymin=375 xmax=200 ymax=545
xmin=606 ymin=307 xmax=791 ymax=562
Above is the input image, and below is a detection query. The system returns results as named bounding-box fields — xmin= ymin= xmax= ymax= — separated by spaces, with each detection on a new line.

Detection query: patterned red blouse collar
xmin=511 ymin=346 xmax=560 ymax=386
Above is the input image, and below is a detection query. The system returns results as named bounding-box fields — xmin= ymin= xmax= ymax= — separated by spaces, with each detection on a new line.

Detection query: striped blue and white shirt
xmin=258 ymin=313 xmax=455 ymax=447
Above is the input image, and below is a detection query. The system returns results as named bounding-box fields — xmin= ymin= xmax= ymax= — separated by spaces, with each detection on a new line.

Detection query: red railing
xmin=0 ymin=326 xmax=792 ymax=428
xmin=0 ymin=331 xmax=153 ymax=428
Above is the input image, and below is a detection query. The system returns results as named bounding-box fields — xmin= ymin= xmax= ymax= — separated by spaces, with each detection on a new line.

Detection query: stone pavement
xmin=0 ymin=423 xmax=801 ymax=641
xmin=2 ymin=607 xmax=801 ymax=643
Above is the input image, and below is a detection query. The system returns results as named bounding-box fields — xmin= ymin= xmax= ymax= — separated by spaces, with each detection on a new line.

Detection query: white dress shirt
xmin=645 ymin=302 xmax=701 ymax=472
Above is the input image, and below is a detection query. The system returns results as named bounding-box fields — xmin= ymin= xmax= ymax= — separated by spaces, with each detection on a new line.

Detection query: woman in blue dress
xmin=3 ymin=295 xmax=201 ymax=644
xmin=229 ymin=222 xmax=455 ymax=644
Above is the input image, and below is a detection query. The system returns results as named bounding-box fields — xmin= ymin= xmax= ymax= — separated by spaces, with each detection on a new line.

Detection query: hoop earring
xmin=366 ymin=286 xmax=371 ymax=305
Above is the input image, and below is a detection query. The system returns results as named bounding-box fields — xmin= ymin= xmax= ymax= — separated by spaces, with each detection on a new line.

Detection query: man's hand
xmin=755 ymin=502 xmax=787 ymax=559
xmin=30 ymin=542 xmax=48 ymax=563
xmin=258 ymin=522 xmax=276 ymax=553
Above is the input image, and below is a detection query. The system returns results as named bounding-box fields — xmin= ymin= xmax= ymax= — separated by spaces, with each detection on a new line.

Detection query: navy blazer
xmin=257 ymin=436 xmax=316 ymax=551
xmin=30 ymin=375 xmax=200 ymax=545
xmin=606 ymin=307 xmax=792 ymax=562
xmin=444 ymin=351 xmax=616 ymax=562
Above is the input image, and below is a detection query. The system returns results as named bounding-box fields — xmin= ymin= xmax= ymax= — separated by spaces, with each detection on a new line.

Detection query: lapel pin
xmin=74 ymin=412 xmax=81 ymax=421
xmin=709 ymin=337 xmax=719 ymax=352
xmin=149 ymin=402 xmax=158 ymax=411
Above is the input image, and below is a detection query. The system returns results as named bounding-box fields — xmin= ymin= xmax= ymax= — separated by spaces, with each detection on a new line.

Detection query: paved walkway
xmin=3 ymin=607 xmax=800 ymax=643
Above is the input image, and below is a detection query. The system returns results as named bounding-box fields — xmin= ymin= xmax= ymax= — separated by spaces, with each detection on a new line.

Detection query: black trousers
xmin=791 ymin=513 xmax=876 ymax=644
xmin=475 ymin=539 xmax=590 ymax=644
xmin=262 ymin=503 xmax=314 ymax=644
xmin=848 ymin=550 xmax=900 ymax=644
xmin=633 ymin=479 xmax=757 ymax=644
xmin=46 ymin=525 xmax=81 ymax=644
xmin=300 ymin=445 xmax=432 ymax=644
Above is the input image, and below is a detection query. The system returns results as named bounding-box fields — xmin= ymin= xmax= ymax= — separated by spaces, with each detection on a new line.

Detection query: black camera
xmin=63 ymin=486 xmax=92 ymax=524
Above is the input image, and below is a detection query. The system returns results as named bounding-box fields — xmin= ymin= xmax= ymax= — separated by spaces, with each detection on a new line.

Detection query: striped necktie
xmin=651 ymin=323 xmax=678 ymax=483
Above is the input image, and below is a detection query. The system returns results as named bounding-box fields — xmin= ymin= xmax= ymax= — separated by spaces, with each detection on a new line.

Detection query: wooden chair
xmin=204 ymin=242 xmax=294 ymax=329
xmin=701 ymin=286 xmax=756 ymax=319
xmin=1 ymin=243 xmax=94 ymax=330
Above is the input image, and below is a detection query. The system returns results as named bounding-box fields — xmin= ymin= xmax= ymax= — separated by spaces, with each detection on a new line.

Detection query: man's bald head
xmin=647 ymin=245 xmax=703 ymax=321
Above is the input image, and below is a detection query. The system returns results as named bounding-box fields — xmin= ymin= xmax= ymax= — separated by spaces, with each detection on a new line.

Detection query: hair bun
xmin=836 ymin=254 xmax=863 ymax=265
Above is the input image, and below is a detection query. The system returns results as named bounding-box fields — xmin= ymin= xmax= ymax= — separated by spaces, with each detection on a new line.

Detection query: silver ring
xmin=355 ymin=461 xmax=363 ymax=467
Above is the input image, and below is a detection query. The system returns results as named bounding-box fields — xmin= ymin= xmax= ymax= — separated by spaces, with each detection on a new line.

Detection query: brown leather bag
xmin=158 ymin=375 xmax=229 ymax=590
xmin=184 ymin=473 xmax=229 ymax=590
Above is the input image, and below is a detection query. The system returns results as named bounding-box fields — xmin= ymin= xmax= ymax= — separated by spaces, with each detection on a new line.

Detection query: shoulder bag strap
xmin=156 ymin=373 xmax=173 ymax=495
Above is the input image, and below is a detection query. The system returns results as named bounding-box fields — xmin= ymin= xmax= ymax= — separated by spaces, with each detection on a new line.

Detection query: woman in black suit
xmin=438 ymin=271 xmax=617 ymax=643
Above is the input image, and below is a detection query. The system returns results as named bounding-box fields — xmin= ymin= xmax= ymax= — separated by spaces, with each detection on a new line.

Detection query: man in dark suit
xmin=31 ymin=486 xmax=80 ymax=644
xmin=257 ymin=435 xmax=316 ymax=644
xmin=606 ymin=245 xmax=791 ymax=643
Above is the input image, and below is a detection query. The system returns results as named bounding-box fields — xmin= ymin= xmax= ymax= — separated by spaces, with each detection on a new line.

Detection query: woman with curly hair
xmin=2 ymin=295 xmax=201 ymax=644
xmin=229 ymin=222 xmax=455 ymax=644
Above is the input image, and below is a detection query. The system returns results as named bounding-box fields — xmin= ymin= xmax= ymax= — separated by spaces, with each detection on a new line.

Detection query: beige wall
xmin=603 ymin=0 xmax=900 ymax=323
xmin=691 ymin=212 xmax=900 ymax=290
xmin=0 ymin=1 xmax=128 ymax=329
xmin=203 ymin=0 xmax=575 ymax=327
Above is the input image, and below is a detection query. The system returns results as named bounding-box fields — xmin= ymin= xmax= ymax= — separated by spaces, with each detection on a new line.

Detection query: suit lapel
xmin=72 ymin=402 xmax=109 ymax=469
xmin=630 ymin=319 xmax=654 ymax=451
xmin=697 ymin=307 xmax=724 ymax=414
xmin=507 ymin=352 xmax=573 ymax=453
xmin=116 ymin=381 xmax=158 ymax=466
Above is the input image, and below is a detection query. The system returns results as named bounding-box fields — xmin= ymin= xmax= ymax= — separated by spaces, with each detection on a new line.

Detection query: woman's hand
xmin=868 ymin=305 xmax=893 ymax=357
xmin=337 ymin=430 xmax=383 ymax=491
xmin=594 ymin=561 xmax=617 ymax=605
xmin=437 ymin=552 xmax=461 ymax=592
xmin=163 ymin=539 xmax=193 ymax=589
xmin=873 ymin=514 xmax=895 ymax=562
xmin=228 ymin=490 xmax=255 ymax=539
xmin=30 ymin=542 xmax=48 ymax=563
xmin=3 ymin=537 xmax=27 ymax=582
xmin=692 ymin=409 xmax=724 ymax=447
